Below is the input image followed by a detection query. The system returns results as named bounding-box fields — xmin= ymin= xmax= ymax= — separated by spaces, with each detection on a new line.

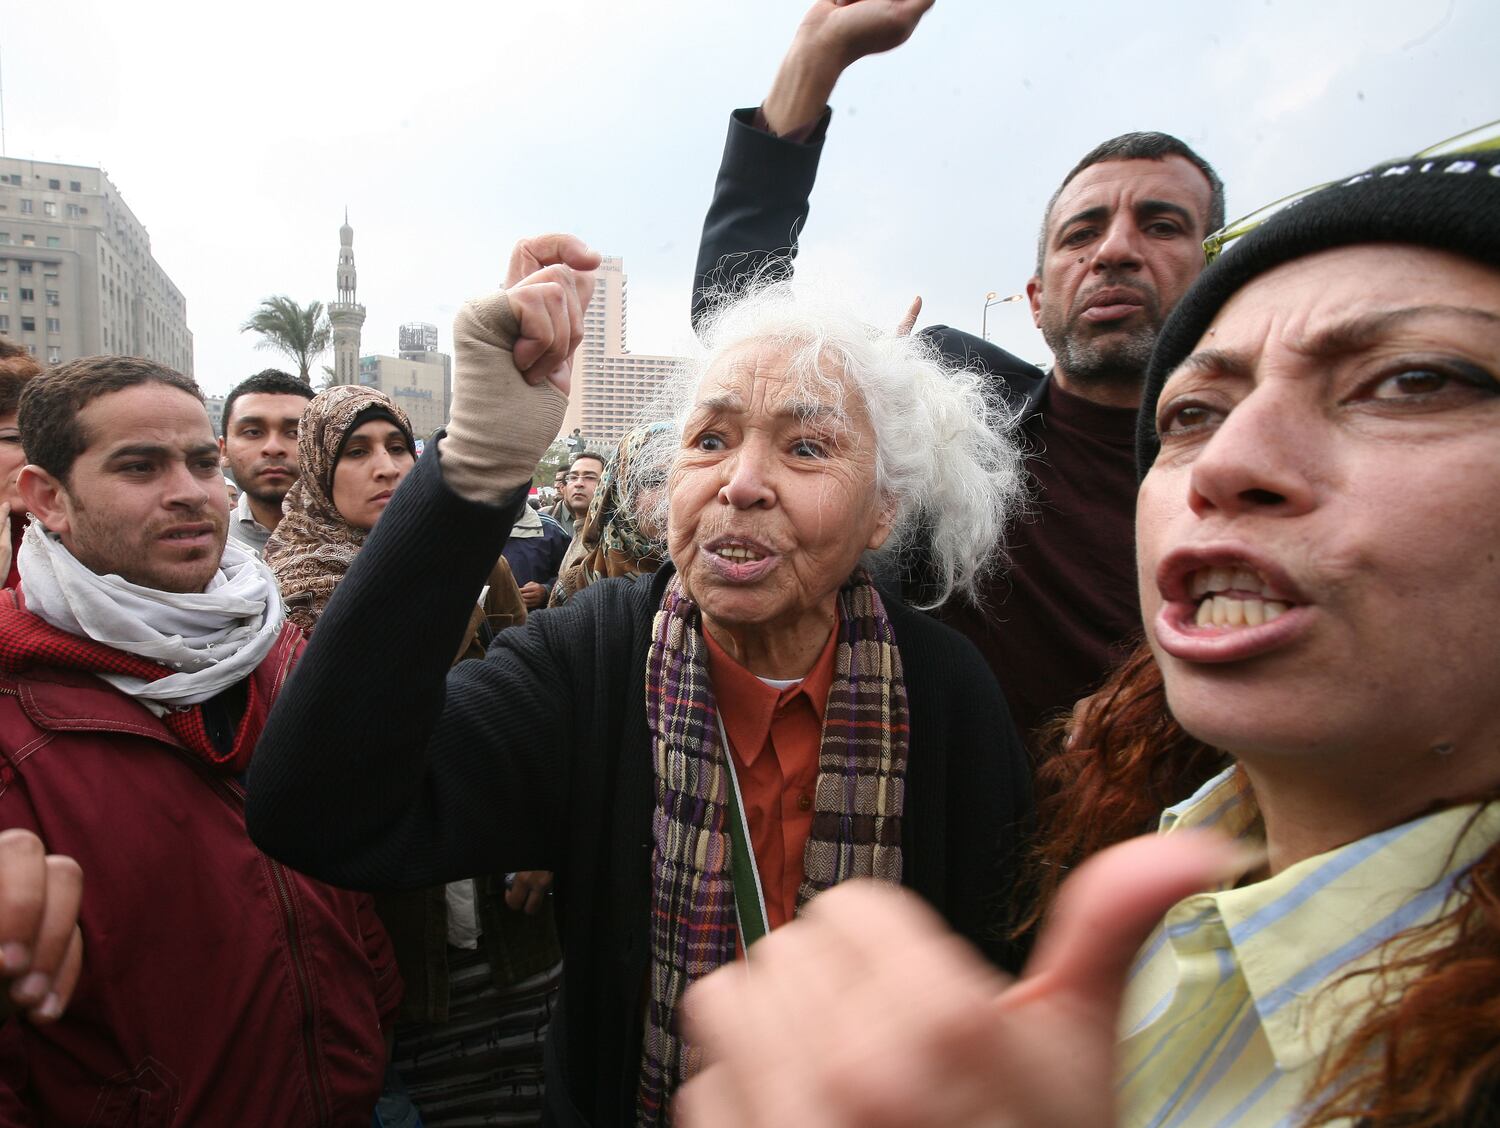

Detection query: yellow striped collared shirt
xmin=1118 ymin=767 xmax=1499 ymax=1128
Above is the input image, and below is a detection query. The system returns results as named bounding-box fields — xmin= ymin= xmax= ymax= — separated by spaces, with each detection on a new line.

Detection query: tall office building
xmin=0 ymin=157 xmax=192 ymax=371
xmin=328 ymin=212 xmax=365 ymax=386
xmin=559 ymin=256 xmax=684 ymax=448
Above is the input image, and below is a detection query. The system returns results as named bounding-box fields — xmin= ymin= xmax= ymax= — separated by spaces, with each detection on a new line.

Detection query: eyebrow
xmin=1173 ymin=305 xmax=1500 ymax=384
xmin=1136 ymin=199 xmax=1196 ymax=228
xmin=1300 ymin=305 xmax=1500 ymax=356
xmin=690 ymin=394 xmax=843 ymax=423
xmin=105 ymin=442 xmax=220 ymax=462
xmin=230 ymin=413 xmax=301 ymax=428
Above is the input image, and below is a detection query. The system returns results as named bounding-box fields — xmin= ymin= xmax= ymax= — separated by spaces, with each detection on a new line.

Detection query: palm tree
xmin=240 ymin=297 xmax=332 ymax=384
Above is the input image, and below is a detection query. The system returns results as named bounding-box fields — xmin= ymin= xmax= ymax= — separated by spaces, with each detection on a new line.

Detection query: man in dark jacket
xmin=0 ymin=356 xmax=399 ymax=1125
xmin=693 ymin=0 xmax=1225 ymax=750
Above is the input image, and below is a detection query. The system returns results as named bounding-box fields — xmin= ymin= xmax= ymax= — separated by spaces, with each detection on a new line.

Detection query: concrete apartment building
xmin=559 ymin=256 xmax=685 ymax=448
xmin=398 ymin=320 xmax=452 ymax=418
xmin=0 ymin=157 xmax=191 ymax=372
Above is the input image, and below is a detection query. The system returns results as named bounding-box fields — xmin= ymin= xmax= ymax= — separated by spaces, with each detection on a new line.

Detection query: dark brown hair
xmin=17 ymin=355 xmax=203 ymax=482
xmin=1029 ymin=640 xmax=1500 ymax=1126
xmin=0 ymin=336 xmax=43 ymax=417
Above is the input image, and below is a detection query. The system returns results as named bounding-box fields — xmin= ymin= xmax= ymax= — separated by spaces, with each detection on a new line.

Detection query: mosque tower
xmin=328 ymin=210 xmax=366 ymax=386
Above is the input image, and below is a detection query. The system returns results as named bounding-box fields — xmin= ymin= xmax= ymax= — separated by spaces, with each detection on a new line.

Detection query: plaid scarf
xmin=0 ymin=593 xmax=269 ymax=773
xmin=636 ymin=570 xmax=909 ymax=1125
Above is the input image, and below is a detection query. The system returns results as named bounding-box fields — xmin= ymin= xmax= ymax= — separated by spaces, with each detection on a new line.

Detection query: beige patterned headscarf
xmin=264 ymin=385 xmax=414 ymax=634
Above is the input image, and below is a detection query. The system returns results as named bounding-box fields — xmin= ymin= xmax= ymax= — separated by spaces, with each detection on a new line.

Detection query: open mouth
xmin=160 ymin=525 xmax=214 ymax=543
xmin=1188 ymin=566 xmax=1296 ymax=629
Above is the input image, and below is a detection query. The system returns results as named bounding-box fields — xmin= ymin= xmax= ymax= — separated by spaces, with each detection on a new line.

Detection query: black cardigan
xmin=248 ymin=448 xmax=1032 ymax=1127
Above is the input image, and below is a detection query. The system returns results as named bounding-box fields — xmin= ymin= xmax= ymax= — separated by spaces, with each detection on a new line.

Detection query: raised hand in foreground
xmin=677 ymin=832 xmax=1256 ymax=1128
xmin=442 ymin=235 xmax=600 ymax=503
xmin=0 ymin=829 xmax=83 ymax=1026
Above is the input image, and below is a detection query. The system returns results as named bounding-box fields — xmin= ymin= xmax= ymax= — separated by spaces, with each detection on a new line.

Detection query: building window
xmin=18 ymin=200 xmax=31 ymax=214
xmin=43 ymin=202 xmax=57 ymax=217
xmin=46 ymin=318 xmax=60 ymax=333
xmin=0 ymin=288 xmax=6 ymax=301
xmin=20 ymin=235 xmax=34 ymax=247
xmin=20 ymin=316 xmax=34 ymax=331
xmin=69 ymin=181 xmax=81 ymax=192
xmin=0 ymin=233 xmax=8 ymax=244
xmin=47 ymin=347 xmax=60 ymax=363
xmin=47 ymin=179 xmax=60 ymax=190
xmin=0 ymin=315 xmax=7 ymax=330
xmin=45 ymin=290 xmax=58 ymax=306
xmin=18 ymin=262 xmax=31 ymax=274
xmin=45 ymin=236 xmax=59 ymax=248
xmin=65 ymin=204 xmax=83 ymax=219
xmin=18 ymin=288 xmax=32 ymax=302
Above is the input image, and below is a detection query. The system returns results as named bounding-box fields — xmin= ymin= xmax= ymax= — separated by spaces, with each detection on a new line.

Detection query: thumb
xmin=1009 ymin=832 xmax=1261 ymax=1017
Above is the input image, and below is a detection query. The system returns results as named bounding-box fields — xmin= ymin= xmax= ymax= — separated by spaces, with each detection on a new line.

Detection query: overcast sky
xmin=4 ymin=0 xmax=1493 ymax=395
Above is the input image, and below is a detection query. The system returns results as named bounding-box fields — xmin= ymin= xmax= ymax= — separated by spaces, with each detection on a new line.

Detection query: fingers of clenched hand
xmin=509 ymin=266 xmax=589 ymax=386
xmin=0 ymin=829 xmax=84 ymax=1024
xmin=504 ymin=234 xmax=602 ymax=288
xmin=678 ymin=881 xmax=1008 ymax=1128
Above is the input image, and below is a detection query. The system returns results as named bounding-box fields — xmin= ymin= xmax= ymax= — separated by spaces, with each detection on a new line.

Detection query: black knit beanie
xmin=1137 ymin=145 xmax=1500 ymax=478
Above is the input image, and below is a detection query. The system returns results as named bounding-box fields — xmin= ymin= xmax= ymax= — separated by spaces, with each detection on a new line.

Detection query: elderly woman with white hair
xmin=248 ymin=235 xmax=1031 ymax=1127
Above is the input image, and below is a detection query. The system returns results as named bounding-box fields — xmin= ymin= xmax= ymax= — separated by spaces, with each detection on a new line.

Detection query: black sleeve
xmin=691 ymin=107 xmax=832 ymax=332
xmin=247 ymin=447 xmax=582 ymax=891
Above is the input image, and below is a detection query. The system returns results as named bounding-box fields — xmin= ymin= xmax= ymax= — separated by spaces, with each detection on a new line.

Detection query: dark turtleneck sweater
xmin=940 ymin=379 xmax=1142 ymax=750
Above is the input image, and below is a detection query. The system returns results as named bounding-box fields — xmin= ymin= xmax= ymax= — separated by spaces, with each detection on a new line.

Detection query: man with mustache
xmin=693 ymin=0 xmax=1223 ymax=749
xmin=219 ymin=369 xmax=314 ymax=559
xmin=0 ymin=356 xmax=399 ymax=1123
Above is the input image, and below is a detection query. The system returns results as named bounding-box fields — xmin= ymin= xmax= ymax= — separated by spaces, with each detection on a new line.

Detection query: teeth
xmin=715 ymin=546 xmax=764 ymax=562
xmin=1193 ymin=594 xmax=1293 ymax=629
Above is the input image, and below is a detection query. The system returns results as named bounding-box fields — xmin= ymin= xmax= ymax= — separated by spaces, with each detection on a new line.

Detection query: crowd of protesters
xmin=1 ymin=1 xmax=1499 ymax=1126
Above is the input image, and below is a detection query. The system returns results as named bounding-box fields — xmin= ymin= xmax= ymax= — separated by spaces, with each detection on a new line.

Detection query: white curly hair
xmin=636 ymin=280 xmax=1027 ymax=608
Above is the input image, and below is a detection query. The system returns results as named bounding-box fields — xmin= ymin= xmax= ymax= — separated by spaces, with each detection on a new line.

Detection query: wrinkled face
xmin=1138 ymin=245 xmax=1500 ymax=765
xmin=0 ymin=412 xmax=23 ymax=510
xmin=669 ymin=341 xmax=892 ymax=634
xmin=24 ymin=383 xmax=229 ymax=592
xmin=1029 ymin=156 xmax=1214 ymax=389
xmin=564 ymin=456 xmax=603 ymax=516
xmin=330 ymin=420 xmax=414 ymax=532
xmin=219 ymin=392 xmax=308 ymax=508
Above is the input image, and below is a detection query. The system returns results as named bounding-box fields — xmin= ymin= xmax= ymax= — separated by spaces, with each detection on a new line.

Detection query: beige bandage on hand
xmin=440 ymin=291 xmax=569 ymax=503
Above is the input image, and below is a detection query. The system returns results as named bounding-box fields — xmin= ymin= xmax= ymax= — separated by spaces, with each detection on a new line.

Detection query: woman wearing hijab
xmin=548 ymin=421 xmax=671 ymax=607
xmin=265 ymin=384 xmax=556 ymax=1125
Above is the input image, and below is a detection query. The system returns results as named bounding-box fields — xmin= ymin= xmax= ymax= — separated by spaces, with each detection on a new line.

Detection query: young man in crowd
xmin=555 ymin=448 xmax=604 ymax=538
xmin=0 ymin=356 xmax=398 ymax=1123
xmin=693 ymin=0 xmax=1223 ymax=750
xmin=218 ymin=368 xmax=314 ymax=558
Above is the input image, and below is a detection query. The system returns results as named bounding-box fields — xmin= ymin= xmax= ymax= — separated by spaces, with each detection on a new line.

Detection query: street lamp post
xmin=982 ymin=291 xmax=1023 ymax=341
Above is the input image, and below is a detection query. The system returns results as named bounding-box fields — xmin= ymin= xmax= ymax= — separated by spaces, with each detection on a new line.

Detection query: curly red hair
xmin=1025 ymin=639 xmax=1500 ymax=1126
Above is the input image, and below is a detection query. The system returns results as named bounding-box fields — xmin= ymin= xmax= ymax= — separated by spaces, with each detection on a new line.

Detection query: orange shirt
xmin=703 ymin=622 xmax=838 ymax=932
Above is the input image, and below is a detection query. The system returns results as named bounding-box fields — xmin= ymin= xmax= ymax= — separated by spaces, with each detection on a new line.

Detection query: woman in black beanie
xmin=676 ymin=138 xmax=1500 ymax=1128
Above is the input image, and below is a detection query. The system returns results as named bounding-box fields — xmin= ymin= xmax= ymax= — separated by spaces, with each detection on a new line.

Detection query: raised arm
xmin=247 ymin=237 xmax=601 ymax=890
xmin=691 ymin=0 xmax=935 ymax=329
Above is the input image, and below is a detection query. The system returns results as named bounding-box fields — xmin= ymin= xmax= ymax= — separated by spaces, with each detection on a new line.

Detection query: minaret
xmin=328 ymin=209 xmax=366 ymax=386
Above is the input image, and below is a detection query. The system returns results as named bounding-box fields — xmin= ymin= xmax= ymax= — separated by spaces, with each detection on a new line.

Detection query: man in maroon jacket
xmin=0 ymin=356 xmax=400 ymax=1125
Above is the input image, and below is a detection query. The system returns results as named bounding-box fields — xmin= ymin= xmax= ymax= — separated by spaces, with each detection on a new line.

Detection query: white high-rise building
xmin=559 ymin=256 xmax=684 ymax=448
